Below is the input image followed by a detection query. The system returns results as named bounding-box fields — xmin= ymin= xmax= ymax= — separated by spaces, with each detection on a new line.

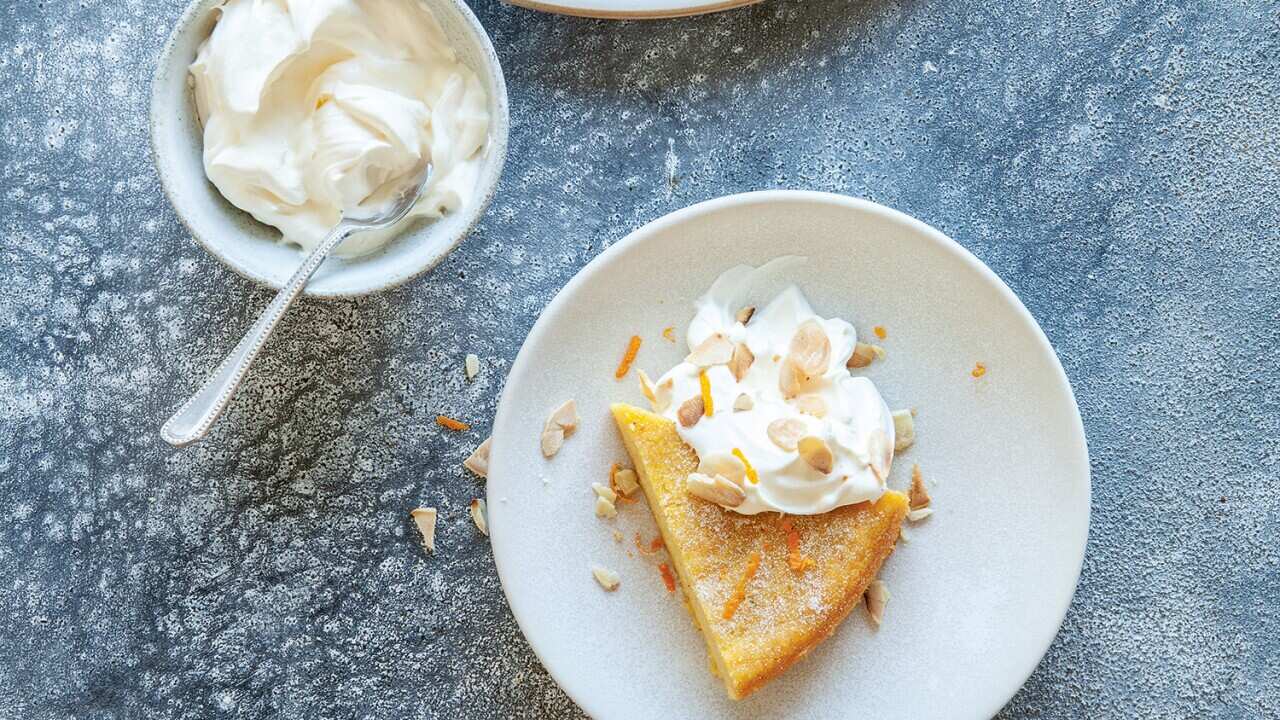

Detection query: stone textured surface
xmin=1 ymin=0 xmax=1277 ymax=717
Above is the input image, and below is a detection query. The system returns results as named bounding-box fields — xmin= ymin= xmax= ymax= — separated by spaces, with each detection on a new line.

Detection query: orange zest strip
xmin=779 ymin=518 xmax=815 ymax=573
xmin=732 ymin=448 xmax=758 ymax=484
xmin=658 ymin=563 xmax=676 ymax=593
xmin=662 ymin=326 xmax=676 ymax=343
xmin=435 ymin=415 xmax=470 ymax=431
xmin=699 ymin=370 xmax=714 ymax=417
xmin=650 ymin=536 xmax=665 ymax=552
xmin=635 ymin=533 xmax=664 ymax=555
xmin=722 ymin=551 xmax=762 ymax=619
xmin=873 ymin=325 xmax=887 ymax=340
xmin=971 ymin=362 xmax=987 ymax=378
xmin=614 ymin=335 xmax=642 ymax=379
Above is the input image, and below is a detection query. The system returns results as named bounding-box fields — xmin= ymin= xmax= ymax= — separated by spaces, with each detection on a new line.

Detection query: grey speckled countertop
xmin=1 ymin=1 xmax=1278 ymax=718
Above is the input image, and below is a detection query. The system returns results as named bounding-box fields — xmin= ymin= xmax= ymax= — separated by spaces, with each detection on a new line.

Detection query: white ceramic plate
xmin=487 ymin=191 xmax=1090 ymax=719
xmin=505 ymin=0 xmax=759 ymax=19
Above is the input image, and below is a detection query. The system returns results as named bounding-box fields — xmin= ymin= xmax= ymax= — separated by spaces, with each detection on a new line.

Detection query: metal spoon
xmin=161 ymin=160 xmax=434 ymax=447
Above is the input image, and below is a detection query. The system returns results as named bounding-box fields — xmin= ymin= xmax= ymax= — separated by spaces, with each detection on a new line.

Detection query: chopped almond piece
xmin=677 ymin=395 xmax=705 ymax=427
xmin=891 ymin=409 xmax=915 ymax=452
xmin=410 ymin=507 xmax=437 ymax=554
xmin=613 ymin=467 xmax=640 ymax=496
xmin=906 ymin=507 xmax=934 ymax=522
xmin=541 ymin=400 xmax=580 ymax=458
xmin=592 ymin=564 xmax=621 ymax=591
xmin=595 ymin=495 xmax=618 ymax=519
xmin=846 ymin=342 xmax=885 ymax=369
xmin=722 ymin=551 xmax=762 ymax=620
xmin=615 ymin=335 xmax=642 ymax=379
xmin=463 ymin=437 xmax=492 ymax=478
xmin=729 ymin=342 xmax=754 ymax=381
xmin=436 ymin=415 xmax=470 ymax=432
xmin=909 ymin=464 xmax=931 ymax=509
xmin=469 ymin=498 xmax=488 ymax=536
xmin=687 ymin=333 xmax=734 ymax=367
xmin=733 ymin=393 xmax=754 ymax=412
xmin=592 ymin=482 xmax=618 ymax=503
xmin=798 ymin=436 xmax=834 ymax=474
xmin=865 ymin=579 xmax=890 ymax=625
xmin=464 ymin=353 xmax=480 ymax=380
xmin=735 ymin=305 xmax=756 ymax=325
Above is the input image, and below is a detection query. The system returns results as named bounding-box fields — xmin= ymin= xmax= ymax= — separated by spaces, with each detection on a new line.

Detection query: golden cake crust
xmin=611 ymin=403 xmax=909 ymax=699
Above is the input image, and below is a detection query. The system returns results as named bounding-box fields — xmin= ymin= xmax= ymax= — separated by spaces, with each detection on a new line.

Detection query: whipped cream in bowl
xmin=150 ymin=0 xmax=508 ymax=296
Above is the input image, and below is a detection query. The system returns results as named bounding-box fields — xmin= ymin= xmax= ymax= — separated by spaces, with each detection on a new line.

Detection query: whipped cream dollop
xmin=190 ymin=0 xmax=490 ymax=256
xmin=654 ymin=257 xmax=896 ymax=516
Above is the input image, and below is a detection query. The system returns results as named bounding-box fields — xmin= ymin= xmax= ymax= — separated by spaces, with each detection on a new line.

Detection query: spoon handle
xmin=160 ymin=224 xmax=353 ymax=447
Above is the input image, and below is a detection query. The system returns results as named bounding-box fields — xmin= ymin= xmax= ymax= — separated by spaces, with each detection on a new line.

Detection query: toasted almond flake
xmin=463 ymin=437 xmax=492 ymax=478
xmin=729 ymin=342 xmax=754 ymax=381
xmin=798 ymin=436 xmax=834 ymax=474
xmin=972 ymin=361 xmax=987 ymax=378
xmin=677 ymin=395 xmax=705 ymax=427
xmin=907 ymin=507 xmax=935 ymax=522
xmin=697 ymin=452 xmax=747 ymax=487
xmin=540 ymin=426 xmax=565 ymax=458
xmin=615 ymin=335 xmax=642 ymax=379
xmin=591 ymin=482 xmax=617 ymax=503
xmin=410 ymin=507 xmax=437 ymax=553
xmin=867 ymin=428 xmax=892 ymax=480
xmin=892 ymin=409 xmax=916 ymax=452
xmin=595 ymin=495 xmax=618 ymax=518
xmin=686 ymin=333 xmax=734 ymax=367
xmin=541 ymin=400 xmax=579 ymax=458
xmin=686 ymin=472 xmax=746 ymax=507
xmin=909 ymin=464 xmax=931 ymax=509
xmin=778 ymin=356 xmax=805 ymax=399
xmin=464 ymin=353 xmax=480 ymax=380
xmin=735 ymin=305 xmax=756 ymax=325
xmin=436 ymin=415 xmax=470 ymax=432
xmin=789 ymin=319 xmax=832 ymax=378
xmin=637 ymin=369 xmax=657 ymax=404
xmin=732 ymin=448 xmax=759 ymax=485
xmin=767 ymin=418 xmax=806 ymax=450
xmin=613 ymin=468 xmax=640 ymax=496
xmin=865 ymin=579 xmax=890 ymax=625
xmin=794 ymin=394 xmax=828 ymax=418
xmin=591 ymin=564 xmax=621 ymax=591
xmin=733 ymin=393 xmax=754 ymax=411
xmin=847 ymin=342 xmax=886 ymax=369
xmin=469 ymin=498 xmax=488 ymax=536
xmin=638 ymin=370 xmax=674 ymax=413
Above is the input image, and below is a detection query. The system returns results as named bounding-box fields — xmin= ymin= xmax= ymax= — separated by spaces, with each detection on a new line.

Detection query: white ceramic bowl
xmin=487 ymin=191 xmax=1091 ymax=718
xmin=150 ymin=0 xmax=509 ymax=297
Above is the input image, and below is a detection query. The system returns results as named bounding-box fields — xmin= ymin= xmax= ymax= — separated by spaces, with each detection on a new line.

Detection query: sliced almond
xmin=541 ymin=400 xmax=579 ymax=458
xmin=591 ymin=482 xmax=617 ymax=503
xmin=469 ymin=498 xmax=488 ymax=536
xmin=685 ymin=472 xmax=746 ymax=507
xmin=733 ymin=393 xmax=754 ymax=412
xmin=463 ymin=437 xmax=492 ymax=478
xmin=767 ymin=418 xmax=806 ymax=451
xmin=595 ymin=495 xmax=618 ymax=519
xmin=540 ymin=426 xmax=565 ymax=458
xmin=892 ymin=409 xmax=915 ymax=452
xmin=729 ymin=342 xmax=755 ymax=381
xmin=864 ymin=579 xmax=890 ymax=625
xmin=788 ymin=319 xmax=832 ymax=378
xmin=613 ymin=468 xmax=640 ymax=496
xmin=410 ymin=507 xmax=437 ymax=554
xmin=794 ymin=394 xmax=828 ymax=418
xmin=697 ymin=452 xmax=747 ymax=487
xmin=637 ymin=370 xmax=674 ymax=413
xmin=778 ymin=357 xmax=805 ymax=399
xmin=464 ymin=353 xmax=480 ymax=380
xmin=735 ymin=305 xmax=756 ymax=325
xmin=677 ymin=395 xmax=705 ymax=427
xmin=906 ymin=507 xmax=934 ymax=522
xmin=798 ymin=435 xmax=834 ymax=474
xmin=591 ymin=564 xmax=621 ymax=591
xmin=686 ymin=333 xmax=734 ymax=367
xmin=909 ymin=464 xmax=931 ymax=509
xmin=867 ymin=427 xmax=892 ymax=480
xmin=846 ymin=342 xmax=885 ymax=369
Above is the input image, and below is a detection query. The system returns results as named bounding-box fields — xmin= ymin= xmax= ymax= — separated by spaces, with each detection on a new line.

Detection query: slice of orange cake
xmin=612 ymin=403 xmax=908 ymax=700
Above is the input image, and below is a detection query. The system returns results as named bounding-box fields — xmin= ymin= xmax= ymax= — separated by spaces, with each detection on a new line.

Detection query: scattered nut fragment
xmin=541 ymin=400 xmax=579 ymax=458
xmin=866 ymin=428 xmax=892 ymax=481
xmin=469 ymin=498 xmax=489 ymax=536
xmin=595 ymin=495 xmax=618 ymax=519
xmin=410 ymin=507 xmax=437 ymax=554
xmin=735 ymin=305 xmax=756 ymax=325
xmin=698 ymin=452 xmax=747 ymax=487
xmin=794 ymin=394 xmax=828 ymax=418
xmin=613 ymin=467 xmax=640 ymax=496
xmin=846 ymin=342 xmax=886 ymax=369
xmin=906 ymin=507 xmax=935 ymax=522
xmin=677 ymin=395 xmax=705 ymax=427
xmin=767 ymin=418 xmax=806 ymax=451
xmin=464 ymin=353 xmax=480 ymax=380
xmin=798 ymin=436 xmax=834 ymax=474
xmin=612 ymin=530 xmax=623 ymax=543
xmin=778 ymin=357 xmax=805 ymax=399
xmin=789 ymin=319 xmax=832 ymax=379
xmin=685 ymin=472 xmax=747 ymax=508
xmin=865 ymin=579 xmax=890 ymax=625
xmin=592 ymin=482 xmax=618 ymax=503
xmin=592 ymin=564 xmax=621 ymax=591
xmin=733 ymin=393 xmax=754 ymax=412
xmin=729 ymin=342 xmax=755 ymax=381
xmin=909 ymin=464 xmax=931 ymax=509
xmin=463 ymin=437 xmax=492 ymax=478
xmin=686 ymin=333 xmax=734 ymax=367
xmin=638 ymin=370 xmax=674 ymax=413
xmin=892 ymin=409 xmax=916 ymax=452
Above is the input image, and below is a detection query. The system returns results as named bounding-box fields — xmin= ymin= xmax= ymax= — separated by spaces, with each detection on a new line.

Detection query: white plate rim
xmin=489 ymin=189 xmax=1091 ymax=718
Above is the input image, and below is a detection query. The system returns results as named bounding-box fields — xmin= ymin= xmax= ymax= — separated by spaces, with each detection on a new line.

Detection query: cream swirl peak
xmin=189 ymin=0 xmax=490 ymax=256
xmin=653 ymin=257 xmax=896 ymax=516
